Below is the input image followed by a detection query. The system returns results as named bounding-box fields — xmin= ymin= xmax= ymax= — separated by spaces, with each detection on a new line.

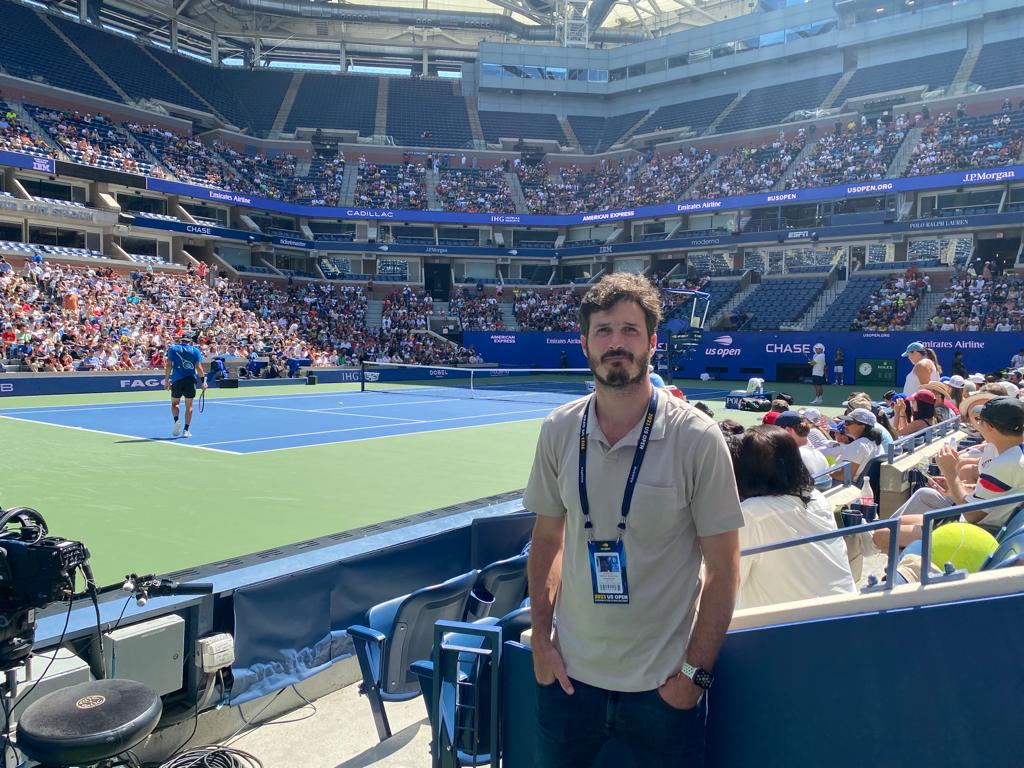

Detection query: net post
xmin=360 ymin=359 xmax=366 ymax=393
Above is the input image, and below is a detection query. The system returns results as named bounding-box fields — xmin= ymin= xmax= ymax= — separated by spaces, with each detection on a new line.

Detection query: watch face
xmin=694 ymin=669 xmax=714 ymax=689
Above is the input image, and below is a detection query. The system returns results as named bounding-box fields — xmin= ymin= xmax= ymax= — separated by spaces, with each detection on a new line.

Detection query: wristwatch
xmin=680 ymin=662 xmax=714 ymax=690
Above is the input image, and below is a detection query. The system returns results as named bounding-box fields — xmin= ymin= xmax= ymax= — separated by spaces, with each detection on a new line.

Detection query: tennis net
xmin=360 ymin=363 xmax=594 ymax=405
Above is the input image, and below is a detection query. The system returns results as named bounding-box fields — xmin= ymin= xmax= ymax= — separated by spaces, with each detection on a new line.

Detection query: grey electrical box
xmin=102 ymin=614 xmax=185 ymax=696
xmin=12 ymin=647 xmax=93 ymax=718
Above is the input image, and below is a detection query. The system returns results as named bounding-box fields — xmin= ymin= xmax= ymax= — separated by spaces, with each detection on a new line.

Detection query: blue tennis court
xmin=0 ymin=389 xmax=567 ymax=454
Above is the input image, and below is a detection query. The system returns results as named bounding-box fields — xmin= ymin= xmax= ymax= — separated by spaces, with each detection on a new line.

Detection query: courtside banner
xmin=0 ymin=369 xmax=363 ymax=397
xmin=464 ymin=331 xmax=1017 ymax=376
xmin=0 ymin=150 xmax=55 ymax=174
xmin=684 ymin=331 xmax=1013 ymax=381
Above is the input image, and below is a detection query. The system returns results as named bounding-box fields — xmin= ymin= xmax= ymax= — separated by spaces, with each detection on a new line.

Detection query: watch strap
xmin=680 ymin=661 xmax=713 ymax=690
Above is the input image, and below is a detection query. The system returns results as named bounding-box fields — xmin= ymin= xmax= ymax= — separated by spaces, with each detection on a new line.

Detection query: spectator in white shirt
xmin=831 ymin=408 xmax=885 ymax=481
xmin=730 ymin=426 xmax=856 ymax=609
xmin=774 ymin=411 xmax=832 ymax=490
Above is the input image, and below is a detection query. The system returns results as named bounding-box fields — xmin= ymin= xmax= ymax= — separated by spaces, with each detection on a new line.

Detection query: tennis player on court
xmin=165 ymin=332 xmax=207 ymax=438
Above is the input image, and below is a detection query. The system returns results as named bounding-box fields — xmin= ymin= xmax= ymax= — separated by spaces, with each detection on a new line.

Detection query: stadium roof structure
xmin=41 ymin=0 xmax=759 ymax=72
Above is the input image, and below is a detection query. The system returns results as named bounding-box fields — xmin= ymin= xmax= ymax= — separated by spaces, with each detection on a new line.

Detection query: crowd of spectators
xmin=0 ymin=102 xmax=56 ymax=159
xmin=849 ymin=272 xmax=925 ymax=331
xmin=295 ymin=152 xmax=346 ymax=207
xmin=436 ymin=165 xmax=515 ymax=214
xmin=691 ymin=135 xmax=804 ymax=199
xmin=127 ymin=124 xmax=232 ymax=188
xmin=904 ymin=109 xmax=1024 ymax=177
xmin=520 ymin=148 xmax=715 ymax=215
xmin=786 ymin=125 xmax=903 ymax=189
xmin=513 ymin=288 xmax=581 ymax=332
xmin=926 ymin=266 xmax=1024 ymax=332
xmin=219 ymin=146 xmax=299 ymax=200
xmin=0 ymin=257 xmax=479 ymax=372
xmin=449 ymin=290 xmax=504 ymax=331
xmin=353 ymin=159 xmax=427 ymax=210
xmin=28 ymin=106 xmax=146 ymax=173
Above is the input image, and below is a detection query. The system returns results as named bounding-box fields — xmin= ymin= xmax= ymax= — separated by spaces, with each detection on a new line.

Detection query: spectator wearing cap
xmin=730 ymin=425 xmax=856 ymax=609
xmin=892 ymin=389 xmax=939 ymax=437
xmin=831 ymin=408 xmax=884 ymax=481
xmin=775 ymin=412 xmax=831 ymax=491
xmin=761 ymin=399 xmax=790 ymax=425
xmin=902 ymin=342 xmax=939 ymax=396
xmin=878 ymin=397 xmax=1024 ymax=549
xmin=947 ymin=375 xmax=967 ymax=410
xmin=800 ymin=407 xmax=834 ymax=451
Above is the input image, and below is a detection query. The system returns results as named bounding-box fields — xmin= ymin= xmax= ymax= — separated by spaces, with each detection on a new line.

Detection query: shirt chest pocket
xmin=623 ymin=482 xmax=688 ymax=546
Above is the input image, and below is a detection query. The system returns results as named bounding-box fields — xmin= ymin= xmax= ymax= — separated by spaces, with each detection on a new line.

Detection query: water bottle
xmin=860 ymin=477 xmax=874 ymax=507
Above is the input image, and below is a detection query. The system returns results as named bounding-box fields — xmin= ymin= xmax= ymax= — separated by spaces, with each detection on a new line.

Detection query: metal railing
xmin=885 ymin=414 xmax=962 ymax=463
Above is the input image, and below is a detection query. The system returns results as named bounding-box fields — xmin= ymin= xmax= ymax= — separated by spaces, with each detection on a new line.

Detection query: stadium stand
xmin=715 ymin=74 xmax=840 ymax=134
xmin=848 ymin=272 xmax=924 ymax=331
xmin=812 ymin=272 xmax=891 ymax=332
xmin=387 ymin=79 xmax=473 ymax=148
xmin=127 ymin=124 xmax=234 ymax=188
xmin=903 ymin=109 xmax=1024 ymax=177
xmin=478 ymin=111 xmax=566 ymax=144
xmin=691 ymin=137 xmax=804 ymax=198
xmin=970 ymin=38 xmax=1024 ymax=91
xmin=0 ymin=102 xmax=55 ymax=158
xmin=48 ymin=17 xmax=208 ymax=113
xmin=513 ymin=288 xmax=581 ymax=332
xmin=449 ymin=290 xmax=505 ymax=330
xmin=27 ymin=106 xmax=151 ymax=174
xmin=926 ymin=272 xmax=1024 ymax=332
xmin=835 ymin=50 xmax=966 ymax=105
xmin=786 ymin=127 xmax=903 ymax=188
xmin=221 ymin=148 xmax=300 ymax=200
xmin=435 ymin=165 xmax=516 ymax=213
xmin=353 ymin=160 xmax=427 ymax=209
xmin=645 ymin=93 xmax=738 ymax=134
xmin=0 ymin=0 xmax=123 ymax=103
xmin=144 ymin=49 xmax=292 ymax=134
xmin=283 ymin=74 xmax=379 ymax=136
xmin=566 ymin=111 xmax=647 ymax=153
xmin=294 ymin=153 xmax=346 ymax=206
xmin=732 ymin=277 xmax=828 ymax=330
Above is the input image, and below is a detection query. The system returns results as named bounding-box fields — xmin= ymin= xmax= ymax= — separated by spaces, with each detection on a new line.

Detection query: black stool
xmin=17 ymin=679 xmax=162 ymax=767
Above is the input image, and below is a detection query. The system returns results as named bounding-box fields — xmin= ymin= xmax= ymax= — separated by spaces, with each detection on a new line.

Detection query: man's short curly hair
xmin=579 ymin=273 xmax=662 ymax=338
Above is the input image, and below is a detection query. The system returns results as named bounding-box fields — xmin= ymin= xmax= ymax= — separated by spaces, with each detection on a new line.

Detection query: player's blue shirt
xmin=167 ymin=344 xmax=202 ymax=382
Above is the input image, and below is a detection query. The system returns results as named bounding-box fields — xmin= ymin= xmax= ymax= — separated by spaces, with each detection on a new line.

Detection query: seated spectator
xmin=829 ymin=408 xmax=885 ymax=481
xmin=774 ymin=412 xmax=831 ymax=490
xmin=877 ymin=397 xmax=1024 ymax=549
xmin=731 ymin=425 xmax=857 ymax=609
xmin=761 ymin=399 xmax=790 ymax=425
xmin=891 ymin=389 xmax=940 ymax=436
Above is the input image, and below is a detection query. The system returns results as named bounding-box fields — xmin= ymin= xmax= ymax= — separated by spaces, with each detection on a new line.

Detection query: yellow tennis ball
xmin=930 ymin=523 xmax=999 ymax=573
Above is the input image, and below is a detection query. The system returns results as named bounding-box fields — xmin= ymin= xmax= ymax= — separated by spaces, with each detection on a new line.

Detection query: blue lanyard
xmin=578 ymin=389 xmax=658 ymax=541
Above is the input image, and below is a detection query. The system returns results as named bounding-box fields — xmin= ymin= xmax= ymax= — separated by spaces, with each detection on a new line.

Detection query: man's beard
xmin=588 ymin=347 xmax=649 ymax=389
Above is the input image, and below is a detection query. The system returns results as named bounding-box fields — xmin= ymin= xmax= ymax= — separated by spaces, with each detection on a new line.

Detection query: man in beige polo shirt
xmin=526 ymin=273 xmax=743 ymax=768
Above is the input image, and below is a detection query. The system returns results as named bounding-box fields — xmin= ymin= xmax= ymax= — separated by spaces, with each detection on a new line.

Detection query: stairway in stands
xmin=272 ymin=73 xmax=304 ymax=135
xmin=40 ymin=15 xmax=128 ymax=102
xmin=374 ymin=79 xmax=389 ymax=137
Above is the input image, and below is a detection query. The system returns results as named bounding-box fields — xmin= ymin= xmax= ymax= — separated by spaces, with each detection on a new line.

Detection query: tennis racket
xmin=198 ymin=386 xmax=206 ymax=414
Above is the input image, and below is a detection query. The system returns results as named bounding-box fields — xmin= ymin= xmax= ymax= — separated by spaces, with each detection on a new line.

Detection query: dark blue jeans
xmin=535 ymin=677 xmax=707 ymax=768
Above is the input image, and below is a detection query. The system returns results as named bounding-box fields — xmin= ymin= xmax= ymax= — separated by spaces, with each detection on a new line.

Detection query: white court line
xmin=213 ymin=416 xmax=549 ymax=455
xmin=0 ymin=391 xmax=450 ymax=416
xmin=217 ymin=400 xmax=422 ymax=423
xmin=197 ymin=406 xmax=552 ymax=447
xmin=0 ymin=414 xmax=239 ymax=454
